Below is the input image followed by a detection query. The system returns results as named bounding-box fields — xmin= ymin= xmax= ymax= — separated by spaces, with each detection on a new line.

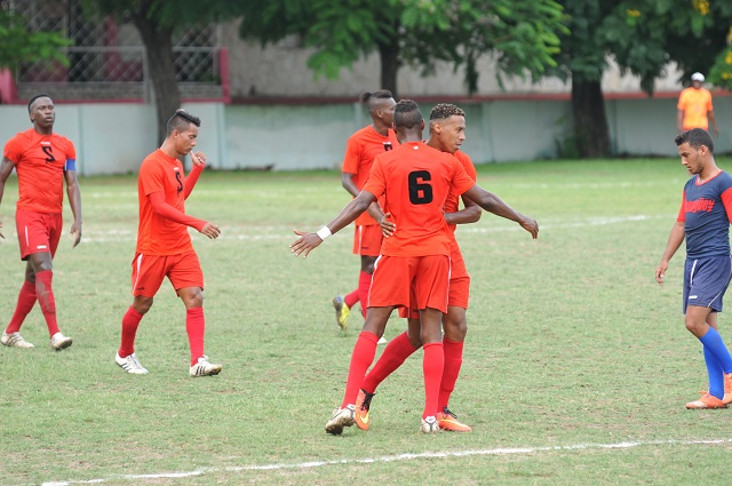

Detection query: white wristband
xmin=316 ymin=226 xmax=332 ymax=241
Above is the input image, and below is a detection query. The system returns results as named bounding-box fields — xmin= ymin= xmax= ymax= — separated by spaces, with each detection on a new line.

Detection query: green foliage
xmin=0 ymin=9 xmax=70 ymax=70
xmin=237 ymin=0 xmax=567 ymax=94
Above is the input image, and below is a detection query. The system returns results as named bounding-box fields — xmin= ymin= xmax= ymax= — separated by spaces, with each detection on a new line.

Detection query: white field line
xmin=41 ymin=437 xmax=732 ymax=485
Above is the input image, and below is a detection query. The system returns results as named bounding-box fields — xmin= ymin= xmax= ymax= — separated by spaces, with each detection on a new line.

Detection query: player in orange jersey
xmin=0 ymin=93 xmax=82 ymax=351
xmin=358 ymin=104 xmax=496 ymax=432
xmin=115 ymin=109 xmax=222 ymax=377
xmin=332 ymin=90 xmax=397 ymax=334
xmin=291 ymin=99 xmax=538 ymax=434
xmin=677 ymin=72 xmax=718 ymax=137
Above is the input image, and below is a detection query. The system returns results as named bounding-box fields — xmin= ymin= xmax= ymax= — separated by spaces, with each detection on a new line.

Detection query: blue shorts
xmin=683 ymin=255 xmax=732 ymax=314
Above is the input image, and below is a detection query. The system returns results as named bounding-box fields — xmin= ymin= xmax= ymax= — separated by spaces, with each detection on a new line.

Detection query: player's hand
xmin=520 ymin=216 xmax=539 ymax=239
xmin=70 ymin=221 xmax=82 ymax=247
xmin=191 ymin=151 xmax=207 ymax=166
xmin=655 ymin=261 xmax=668 ymax=285
xmin=290 ymin=229 xmax=324 ymax=257
xmin=200 ymin=222 xmax=220 ymax=239
xmin=380 ymin=213 xmax=396 ymax=238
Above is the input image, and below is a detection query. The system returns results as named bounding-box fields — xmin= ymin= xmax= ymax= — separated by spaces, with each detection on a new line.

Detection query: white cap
xmin=691 ymin=72 xmax=705 ymax=82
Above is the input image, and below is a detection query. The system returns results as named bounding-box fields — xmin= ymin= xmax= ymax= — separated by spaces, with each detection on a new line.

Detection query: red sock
xmin=186 ymin=307 xmax=206 ymax=366
xmin=119 ymin=307 xmax=144 ymax=358
xmin=35 ymin=270 xmax=59 ymax=337
xmin=344 ymin=289 xmax=359 ymax=308
xmin=341 ymin=331 xmax=379 ymax=408
xmin=422 ymin=342 xmax=444 ymax=419
xmin=357 ymin=271 xmax=372 ymax=318
xmin=5 ymin=280 xmax=37 ymax=334
xmin=362 ymin=331 xmax=419 ymax=393
xmin=439 ymin=338 xmax=464 ymax=410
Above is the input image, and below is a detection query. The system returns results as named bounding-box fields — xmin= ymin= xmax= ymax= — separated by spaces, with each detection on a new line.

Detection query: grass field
xmin=2 ymin=157 xmax=732 ymax=485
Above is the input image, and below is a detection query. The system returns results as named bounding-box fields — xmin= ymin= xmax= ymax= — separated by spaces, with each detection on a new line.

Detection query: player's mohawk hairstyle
xmin=360 ymin=89 xmax=393 ymax=112
xmin=394 ymin=98 xmax=422 ymax=129
xmin=166 ymin=109 xmax=201 ymax=135
xmin=430 ymin=103 xmax=465 ymax=121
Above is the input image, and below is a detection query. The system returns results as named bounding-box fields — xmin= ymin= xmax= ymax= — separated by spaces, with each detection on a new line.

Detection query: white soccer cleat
xmin=421 ymin=416 xmax=441 ymax=434
xmin=325 ymin=404 xmax=356 ymax=435
xmin=50 ymin=332 xmax=73 ymax=351
xmin=116 ymin=353 xmax=149 ymax=375
xmin=1 ymin=331 xmax=35 ymax=348
xmin=377 ymin=336 xmax=388 ymax=344
xmin=189 ymin=355 xmax=222 ymax=377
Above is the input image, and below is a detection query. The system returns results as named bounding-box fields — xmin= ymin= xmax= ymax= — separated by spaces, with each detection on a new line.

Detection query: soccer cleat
xmin=189 ymin=355 xmax=222 ymax=377
xmin=436 ymin=407 xmax=472 ymax=432
xmin=724 ymin=373 xmax=732 ymax=405
xmin=332 ymin=295 xmax=351 ymax=330
xmin=377 ymin=336 xmax=388 ymax=344
xmin=115 ymin=353 xmax=149 ymax=375
xmin=421 ymin=415 xmax=440 ymax=434
xmin=354 ymin=389 xmax=375 ymax=431
xmin=49 ymin=332 xmax=73 ymax=351
xmin=685 ymin=392 xmax=727 ymax=409
xmin=325 ymin=404 xmax=355 ymax=435
xmin=1 ymin=331 xmax=35 ymax=348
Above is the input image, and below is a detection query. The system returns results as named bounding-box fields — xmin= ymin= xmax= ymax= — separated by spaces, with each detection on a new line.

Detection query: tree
xmin=236 ymin=0 xmax=567 ymax=98
xmin=550 ymin=0 xmax=732 ymax=158
xmin=0 ymin=8 xmax=70 ymax=70
xmin=81 ymin=0 xmax=236 ymax=142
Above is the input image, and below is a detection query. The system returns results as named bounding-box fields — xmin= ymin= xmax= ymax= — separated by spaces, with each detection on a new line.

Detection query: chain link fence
xmin=7 ymin=0 xmax=226 ymax=101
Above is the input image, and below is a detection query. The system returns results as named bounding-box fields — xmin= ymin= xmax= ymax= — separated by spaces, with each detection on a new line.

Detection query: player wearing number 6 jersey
xmin=115 ymin=109 xmax=222 ymax=377
xmin=0 ymin=94 xmax=81 ymax=351
xmin=290 ymin=99 xmax=539 ymax=434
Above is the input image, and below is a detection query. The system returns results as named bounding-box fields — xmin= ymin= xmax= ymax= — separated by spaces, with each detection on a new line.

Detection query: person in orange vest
xmin=677 ymin=72 xmax=719 ymax=137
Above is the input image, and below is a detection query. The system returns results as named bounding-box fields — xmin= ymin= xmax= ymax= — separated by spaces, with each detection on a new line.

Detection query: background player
xmin=291 ymin=100 xmax=538 ymax=434
xmin=0 ymin=93 xmax=81 ymax=350
xmin=332 ymin=90 xmax=397 ymax=336
xmin=115 ymin=109 xmax=222 ymax=377
xmin=677 ymin=72 xmax=718 ymax=137
xmin=655 ymin=128 xmax=732 ymax=409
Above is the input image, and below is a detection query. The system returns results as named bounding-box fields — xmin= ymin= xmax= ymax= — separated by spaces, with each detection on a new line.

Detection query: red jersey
xmin=342 ymin=125 xmax=398 ymax=226
xmin=363 ymin=141 xmax=475 ymax=257
xmin=444 ymin=150 xmax=478 ymax=233
xmin=3 ymin=128 xmax=76 ymax=214
xmin=136 ymin=149 xmax=194 ymax=255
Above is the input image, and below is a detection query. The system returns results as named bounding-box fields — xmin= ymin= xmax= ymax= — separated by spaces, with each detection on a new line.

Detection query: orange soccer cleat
xmin=354 ymin=388 xmax=375 ymax=431
xmin=436 ymin=407 xmax=472 ymax=432
xmin=685 ymin=393 xmax=728 ymax=409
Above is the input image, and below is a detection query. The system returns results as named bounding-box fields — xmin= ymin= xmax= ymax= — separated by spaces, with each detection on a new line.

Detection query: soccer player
xmin=290 ymin=100 xmax=538 ymax=434
xmin=0 ymin=93 xmax=81 ymax=350
xmin=357 ymin=103 xmax=509 ymax=433
xmin=115 ymin=109 xmax=222 ymax=377
xmin=332 ymin=90 xmax=397 ymax=333
xmin=655 ymin=128 xmax=732 ymax=409
xmin=677 ymin=72 xmax=718 ymax=137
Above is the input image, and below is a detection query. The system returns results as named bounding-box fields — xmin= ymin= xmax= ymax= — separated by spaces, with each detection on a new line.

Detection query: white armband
xmin=316 ymin=226 xmax=332 ymax=241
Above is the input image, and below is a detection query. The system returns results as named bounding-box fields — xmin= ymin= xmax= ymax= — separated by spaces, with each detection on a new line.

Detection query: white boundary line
xmin=41 ymin=437 xmax=732 ymax=485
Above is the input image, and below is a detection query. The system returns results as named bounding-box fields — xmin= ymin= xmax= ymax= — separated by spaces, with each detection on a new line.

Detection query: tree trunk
xmin=132 ymin=15 xmax=180 ymax=145
xmin=377 ymin=32 xmax=400 ymax=98
xmin=571 ymin=78 xmax=611 ymax=158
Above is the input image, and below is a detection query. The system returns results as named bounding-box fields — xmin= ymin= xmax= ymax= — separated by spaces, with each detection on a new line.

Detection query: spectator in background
xmin=677 ymin=72 xmax=718 ymax=137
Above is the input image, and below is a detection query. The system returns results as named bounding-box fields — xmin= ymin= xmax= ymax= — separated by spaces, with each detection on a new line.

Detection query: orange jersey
xmin=444 ymin=150 xmax=478 ymax=233
xmin=136 ymin=149 xmax=194 ymax=256
xmin=342 ymin=125 xmax=398 ymax=226
xmin=3 ymin=128 xmax=76 ymax=214
xmin=678 ymin=87 xmax=713 ymax=130
xmin=363 ymin=141 xmax=475 ymax=257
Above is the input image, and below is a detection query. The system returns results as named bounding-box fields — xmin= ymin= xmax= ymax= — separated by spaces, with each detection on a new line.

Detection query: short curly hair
xmin=429 ymin=103 xmax=465 ymax=121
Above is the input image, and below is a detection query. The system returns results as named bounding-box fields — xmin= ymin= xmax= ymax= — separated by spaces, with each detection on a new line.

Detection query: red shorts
xmin=399 ymin=247 xmax=470 ymax=318
xmin=368 ymin=254 xmax=450 ymax=313
xmin=131 ymin=251 xmax=204 ymax=297
xmin=352 ymin=224 xmax=383 ymax=257
xmin=15 ymin=209 xmax=62 ymax=260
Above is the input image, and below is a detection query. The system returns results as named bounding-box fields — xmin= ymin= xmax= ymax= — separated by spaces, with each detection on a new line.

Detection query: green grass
xmin=2 ymin=157 xmax=732 ymax=485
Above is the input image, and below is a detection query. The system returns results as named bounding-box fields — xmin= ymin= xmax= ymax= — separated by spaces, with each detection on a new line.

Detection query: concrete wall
xmin=1 ymin=96 xmax=730 ymax=175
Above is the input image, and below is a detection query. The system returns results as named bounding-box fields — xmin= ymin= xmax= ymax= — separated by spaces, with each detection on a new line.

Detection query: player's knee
xmin=684 ymin=317 xmax=705 ymax=336
xmin=134 ymin=297 xmax=153 ymax=314
xmin=184 ymin=292 xmax=204 ymax=309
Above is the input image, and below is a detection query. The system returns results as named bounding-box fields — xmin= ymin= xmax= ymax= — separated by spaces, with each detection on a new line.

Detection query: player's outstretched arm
xmin=655 ymin=221 xmax=685 ymax=286
xmin=64 ymin=168 xmax=83 ymax=247
xmin=148 ymin=191 xmax=210 ymax=232
xmin=183 ymin=151 xmax=207 ymax=199
xmin=464 ymin=184 xmax=538 ymax=238
xmin=290 ymin=191 xmax=376 ymax=257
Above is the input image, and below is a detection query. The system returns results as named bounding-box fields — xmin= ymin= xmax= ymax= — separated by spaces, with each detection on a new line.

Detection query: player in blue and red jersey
xmin=656 ymin=128 xmax=732 ymax=409
xmin=0 ymin=94 xmax=82 ymax=351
